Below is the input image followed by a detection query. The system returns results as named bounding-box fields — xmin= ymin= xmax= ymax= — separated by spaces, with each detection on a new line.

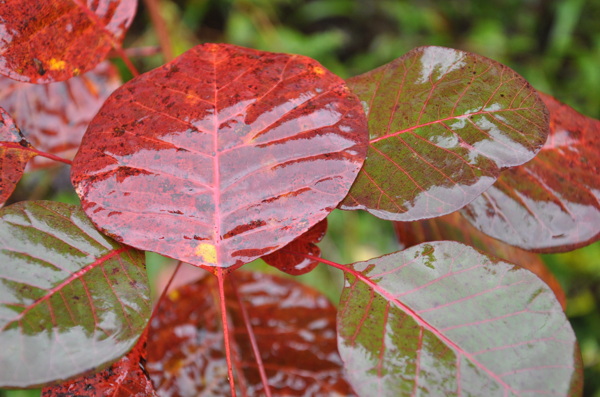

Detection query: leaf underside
xmin=337 ymin=241 xmax=582 ymax=396
xmin=71 ymin=43 xmax=368 ymax=270
xmin=462 ymin=92 xmax=600 ymax=253
xmin=340 ymin=46 xmax=549 ymax=221
xmin=0 ymin=201 xmax=151 ymax=388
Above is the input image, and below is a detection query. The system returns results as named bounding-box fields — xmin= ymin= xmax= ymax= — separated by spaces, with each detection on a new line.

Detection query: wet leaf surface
xmin=393 ymin=211 xmax=566 ymax=310
xmin=462 ymin=92 xmax=600 ymax=252
xmin=147 ymin=270 xmax=355 ymax=396
xmin=71 ymin=43 xmax=368 ymax=270
xmin=0 ymin=108 xmax=37 ymax=206
xmin=0 ymin=0 xmax=136 ymax=83
xmin=262 ymin=218 xmax=327 ymax=275
xmin=0 ymin=201 xmax=151 ymax=388
xmin=340 ymin=46 xmax=548 ymax=221
xmin=338 ymin=241 xmax=582 ymax=396
xmin=41 ymin=332 xmax=157 ymax=397
xmin=0 ymin=61 xmax=121 ymax=168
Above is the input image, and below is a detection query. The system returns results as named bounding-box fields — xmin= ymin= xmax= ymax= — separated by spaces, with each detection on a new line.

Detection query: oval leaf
xmin=338 ymin=241 xmax=582 ymax=396
xmin=0 ymin=0 xmax=136 ymax=83
xmin=71 ymin=43 xmax=368 ymax=270
xmin=462 ymin=92 xmax=600 ymax=252
xmin=0 ymin=61 xmax=122 ymax=168
xmin=0 ymin=201 xmax=151 ymax=388
xmin=0 ymin=108 xmax=37 ymax=206
xmin=147 ymin=270 xmax=355 ymax=396
xmin=340 ymin=46 xmax=548 ymax=221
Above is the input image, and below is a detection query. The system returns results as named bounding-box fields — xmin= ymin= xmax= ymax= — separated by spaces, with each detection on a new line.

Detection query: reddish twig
xmin=142 ymin=0 xmax=175 ymax=62
xmin=217 ymin=268 xmax=237 ymax=396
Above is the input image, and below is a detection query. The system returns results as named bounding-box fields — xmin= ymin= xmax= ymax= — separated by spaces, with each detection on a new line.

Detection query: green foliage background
xmin=2 ymin=0 xmax=599 ymax=395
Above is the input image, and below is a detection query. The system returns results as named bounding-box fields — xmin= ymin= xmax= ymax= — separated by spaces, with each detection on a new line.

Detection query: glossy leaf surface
xmin=340 ymin=46 xmax=548 ymax=221
xmin=71 ymin=43 xmax=368 ymax=270
xmin=338 ymin=241 xmax=581 ymax=396
xmin=41 ymin=332 xmax=157 ymax=397
xmin=0 ymin=61 xmax=121 ymax=168
xmin=0 ymin=0 xmax=136 ymax=83
xmin=393 ymin=212 xmax=566 ymax=309
xmin=263 ymin=218 xmax=327 ymax=275
xmin=0 ymin=108 xmax=37 ymax=206
xmin=462 ymin=92 xmax=600 ymax=252
xmin=147 ymin=270 xmax=355 ymax=396
xmin=0 ymin=201 xmax=151 ymax=388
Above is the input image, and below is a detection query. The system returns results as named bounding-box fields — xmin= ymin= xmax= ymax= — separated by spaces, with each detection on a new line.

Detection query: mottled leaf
xmin=0 ymin=0 xmax=136 ymax=83
xmin=0 ymin=201 xmax=151 ymax=388
xmin=71 ymin=43 xmax=368 ymax=270
xmin=340 ymin=46 xmax=548 ymax=221
xmin=393 ymin=212 xmax=566 ymax=309
xmin=0 ymin=108 xmax=37 ymax=205
xmin=0 ymin=61 xmax=121 ymax=168
xmin=41 ymin=332 xmax=157 ymax=397
xmin=263 ymin=218 xmax=327 ymax=275
xmin=462 ymin=92 xmax=600 ymax=252
xmin=147 ymin=270 xmax=355 ymax=396
xmin=338 ymin=241 xmax=582 ymax=396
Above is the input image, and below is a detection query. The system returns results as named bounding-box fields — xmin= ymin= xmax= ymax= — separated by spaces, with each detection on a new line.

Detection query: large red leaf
xmin=393 ymin=211 xmax=566 ymax=310
xmin=340 ymin=46 xmax=549 ymax=221
xmin=0 ymin=108 xmax=37 ymax=206
xmin=147 ymin=270 xmax=355 ymax=396
xmin=337 ymin=241 xmax=582 ymax=396
xmin=0 ymin=0 xmax=136 ymax=83
xmin=0 ymin=61 xmax=121 ymax=168
xmin=41 ymin=332 xmax=157 ymax=397
xmin=462 ymin=92 xmax=600 ymax=252
xmin=0 ymin=201 xmax=151 ymax=388
xmin=71 ymin=43 xmax=368 ymax=270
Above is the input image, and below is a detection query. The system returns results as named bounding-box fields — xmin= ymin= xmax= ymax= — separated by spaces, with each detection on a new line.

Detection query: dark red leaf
xmin=41 ymin=332 xmax=157 ymax=397
xmin=262 ymin=218 xmax=327 ymax=275
xmin=393 ymin=211 xmax=566 ymax=310
xmin=147 ymin=270 xmax=355 ymax=396
xmin=338 ymin=241 xmax=582 ymax=396
xmin=0 ymin=108 xmax=37 ymax=205
xmin=462 ymin=92 xmax=600 ymax=252
xmin=0 ymin=0 xmax=136 ymax=83
xmin=0 ymin=61 xmax=121 ymax=168
xmin=340 ymin=46 xmax=549 ymax=221
xmin=0 ymin=201 xmax=151 ymax=388
xmin=71 ymin=43 xmax=368 ymax=271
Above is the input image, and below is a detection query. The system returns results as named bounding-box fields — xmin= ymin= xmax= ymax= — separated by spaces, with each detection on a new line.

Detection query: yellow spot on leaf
xmin=195 ymin=243 xmax=217 ymax=265
xmin=313 ymin=66 xmax=325 ymax=75
xmin=72 ymin=67 xmax=81 ymax=76
xmin=48 ymin=58 xmax=66 ymax=71
xmin=168 ymin=289 xmax=180 ymax=301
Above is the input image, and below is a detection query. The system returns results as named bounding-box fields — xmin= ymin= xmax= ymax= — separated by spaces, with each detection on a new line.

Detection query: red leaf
xmin=262 ymin=218 xmax=327 ymax=275
xmin=0 ymin=0 xmax=136 ymax=83
xmin=462 ymin=92 xmax=600 ymax=252
xmin=0 ymin=61 xmax=121 ymax=169
xmin=393 ymin=212 xmax=566 ymax=310
xmin=0 ymin=108 xmax=37 ymax=206
xmin=147 ymin=270 xmax=355 ymax=396
xmin=71 ymin=43 xmax=368 ymax=271
xmin=41 ymin=332 xmax=157 ymax=397
xmin=340 ymin=46 xmax=549 ymax=221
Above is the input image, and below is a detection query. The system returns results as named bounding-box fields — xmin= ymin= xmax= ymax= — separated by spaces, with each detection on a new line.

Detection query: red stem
xmin=142 ymin=0 xmax=175 ymax=62
xmin=151 ymin=261 xmax=182 ymax=313
xmin=217 ymin=268 xmax=237 ymax=396
xmin=2 ymin=143 xmax=73 ymax=165
xmin=229 ymin=273 xmax=272 ymax=397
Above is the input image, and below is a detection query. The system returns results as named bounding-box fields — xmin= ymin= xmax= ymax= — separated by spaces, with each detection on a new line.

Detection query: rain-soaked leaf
xmin=0 ymin=0 xmax=136 ymax=83
xmin=393 ymin=212 xmax=566 ymax=309
xmin=338 ymin=241 xmax=582 ymax=396
xmin=147 ymin=270 xmax=355 ymax=396
xmin=340 ymin=46 xmax=548 ymax=221
xmin=0 ymin=201 xmax=151 ymax=388
xmin=0 ymin=61 xmax=122 ymax=168
xmin=41 ymin=332 xmax=157 ymax=397
xmin=263 ymin=218 xmax=327 ymax=275
xmin=71 ymin=43 xmax=368 ymax=271
xmin=0 ymin=108 xmax=37 ymax=206
xmin=462 ymin=92 xmax=600 ymax=253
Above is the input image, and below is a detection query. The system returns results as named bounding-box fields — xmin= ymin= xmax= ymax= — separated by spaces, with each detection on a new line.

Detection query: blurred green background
xmin=2 ymin=0 xmax=599 ymax=395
